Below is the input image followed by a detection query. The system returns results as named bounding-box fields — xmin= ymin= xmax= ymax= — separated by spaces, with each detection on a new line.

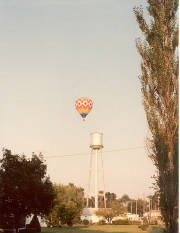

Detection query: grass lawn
xmin=42 ymin=225 xmax=149 ymax=233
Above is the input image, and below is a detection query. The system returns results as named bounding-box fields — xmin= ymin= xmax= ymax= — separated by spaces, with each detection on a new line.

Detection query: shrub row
xmin=82 ymin=220 xmax=89 ymax=225
xmin=82 ymin=219 xmax=152 ymax=226
xmin=112 ymin=219 xmax=129 ymax=225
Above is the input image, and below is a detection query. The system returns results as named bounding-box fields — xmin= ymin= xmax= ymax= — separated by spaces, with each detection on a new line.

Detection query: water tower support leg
xmin=87 ymin=149 xmax=93 ymax=208
xmin=100 ymin=148 xmax=106 ymax=208
xmin=95 ymin=149 xmax=98 ymax=209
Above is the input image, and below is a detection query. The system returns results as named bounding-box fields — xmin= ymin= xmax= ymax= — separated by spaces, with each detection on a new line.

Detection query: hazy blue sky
xmin=0 ymin=0 xmax=156 ymax=199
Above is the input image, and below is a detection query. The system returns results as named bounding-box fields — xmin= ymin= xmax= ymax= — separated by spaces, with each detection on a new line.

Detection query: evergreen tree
xmin=134 ymin=1 xmax=178 ymax=232
xmin=29 ymin=214 xmax=41 ymax=233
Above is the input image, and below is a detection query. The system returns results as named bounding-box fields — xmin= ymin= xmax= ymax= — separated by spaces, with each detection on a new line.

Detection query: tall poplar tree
xmin=134 ymin=1 xmax=178 ymax=232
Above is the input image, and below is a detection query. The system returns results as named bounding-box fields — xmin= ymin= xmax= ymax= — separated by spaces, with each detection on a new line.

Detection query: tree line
xmin=0 ymin=149 xmax=158 ymax=229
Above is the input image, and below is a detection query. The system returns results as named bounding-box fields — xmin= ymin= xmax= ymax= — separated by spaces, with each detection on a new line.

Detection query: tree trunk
xmin=168 ymin=136 xmax=174 ymax=170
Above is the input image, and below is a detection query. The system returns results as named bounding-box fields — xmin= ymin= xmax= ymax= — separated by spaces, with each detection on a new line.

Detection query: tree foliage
xmin=134 ymin=1 xmax=178 ymax=232
xmin=96 ymin=208 xmax=115 ymax=223
xmin=96 ymin=200 xmax=126 ymax=223
xmin=120 ymin=194 xmax=130 ymax=205
xmin=105 ymin=192 xmax=117 ymax=208
xmin=111 ymin=200 xmax=126 ymax=216
xmin=0 ymin=149 xmax=55 ymax=229
xmin=86 ymin=191 xmax=116 ymax=208
xmin=47 ymin=183 xmax=84 ymax=226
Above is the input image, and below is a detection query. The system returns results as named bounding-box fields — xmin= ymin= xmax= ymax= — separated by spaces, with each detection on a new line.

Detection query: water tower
xmin=86 ymin=132 xmax=106 ymax=209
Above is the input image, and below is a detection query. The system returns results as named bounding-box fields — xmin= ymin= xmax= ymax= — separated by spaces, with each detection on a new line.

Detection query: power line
xmin=44 ymin=146 xmax=145 ymax=159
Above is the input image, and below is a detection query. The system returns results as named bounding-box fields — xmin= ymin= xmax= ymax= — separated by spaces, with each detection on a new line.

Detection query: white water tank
xmin=90 ymin=132 xmax=103 ymax=149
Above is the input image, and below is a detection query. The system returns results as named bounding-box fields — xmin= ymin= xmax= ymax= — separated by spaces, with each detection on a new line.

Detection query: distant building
xmin=126 ymin=213 xmax=140 ymax=221
xmin=82 ymin=208 xmax=134 ymax=224
xmin=143 ymin=210 xmax=163 ymax=224
xmin=81 ymin=208 xmax=103 ymax=223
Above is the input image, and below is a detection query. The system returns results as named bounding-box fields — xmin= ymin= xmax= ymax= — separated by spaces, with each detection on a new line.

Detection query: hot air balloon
xmin=75 ymin=97 xmax=93 ymax=121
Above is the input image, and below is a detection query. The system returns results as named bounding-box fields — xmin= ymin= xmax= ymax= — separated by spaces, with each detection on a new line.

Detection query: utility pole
xmin=94 ymin=149 xmax=98 ymax=209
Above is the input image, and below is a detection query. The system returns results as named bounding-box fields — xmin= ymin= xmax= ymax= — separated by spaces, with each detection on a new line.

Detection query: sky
xmin=0 ymin=0 xmax=156 ymax=199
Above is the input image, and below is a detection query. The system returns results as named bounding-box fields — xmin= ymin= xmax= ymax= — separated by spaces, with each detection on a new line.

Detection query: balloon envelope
xmin=75 ymin=97 xmax=93 ymax=121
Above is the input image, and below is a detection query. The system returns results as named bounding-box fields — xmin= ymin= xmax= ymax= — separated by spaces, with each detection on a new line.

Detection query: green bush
xmin=148 ymin=226 xmax=166 ymax=233
xmin=98 ymin=220 xmax=106 ymax=225
xmin=89 ymin=220 xmax=95 ymax=225
xmin=129 ymin=220 xmax=141 ymax=225
xmin=149 ymin=220 xmax=158 ymax=225
xmin=82 ymin=219 xmax=89 ymax=225
xmin=142 ymin=217 xmax=148 ymax=224
xmin=72 ymin=217 xmax=81 ymax=225
xmin=138 ymin=224 xmax=149 ymax=231
xmin=112 ymin=219 xmax=129 ymax=225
